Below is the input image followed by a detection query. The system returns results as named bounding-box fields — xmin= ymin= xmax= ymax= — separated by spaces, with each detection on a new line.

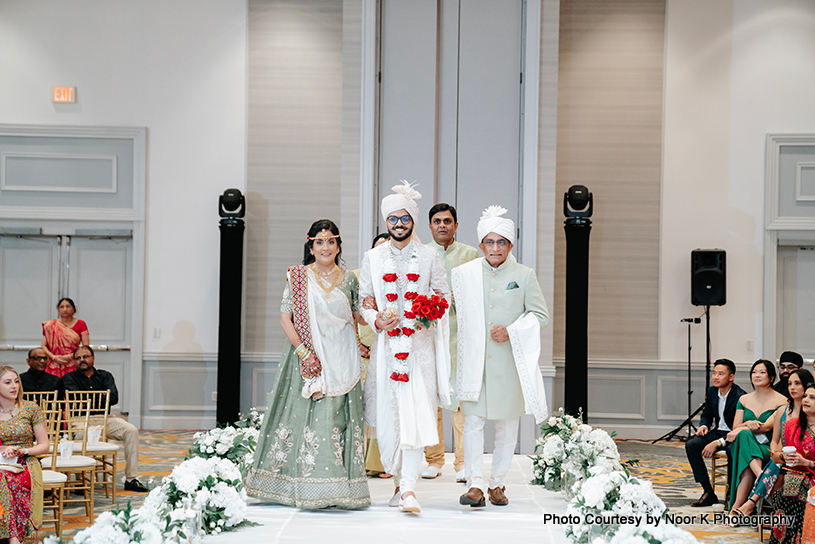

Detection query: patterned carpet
xmin=50 ymin=433 xmax=762 ymax=543
xmin=618 ymin=440 xmax=763 ymax=543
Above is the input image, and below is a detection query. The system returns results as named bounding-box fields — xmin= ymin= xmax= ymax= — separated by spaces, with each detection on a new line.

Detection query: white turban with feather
xmin=477 ymin=205 xmax=515 ymax=244
xmin=380 ymin=180 xmax=421 ymax=222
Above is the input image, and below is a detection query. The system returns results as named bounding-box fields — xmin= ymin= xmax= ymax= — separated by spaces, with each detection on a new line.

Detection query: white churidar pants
xmin=397 ymin=447 xmax=424 ymax=494
xmin=463 ymin=414 xmax=519 ymax=491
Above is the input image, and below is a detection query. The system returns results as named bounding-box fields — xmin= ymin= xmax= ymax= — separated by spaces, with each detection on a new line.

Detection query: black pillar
xmin=563 ymin=186 xmax=592 ymax=422
xmin=217 ymin=189 xmax=245 ymax=426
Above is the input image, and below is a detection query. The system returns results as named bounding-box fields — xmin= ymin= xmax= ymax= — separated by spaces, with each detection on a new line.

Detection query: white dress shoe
xmin=400 ymin=495 xmax=421 ymax=513
xmin=456 ymin=469 xmax=466 ymax=483
xmin=421 ymin=465 xmax=442 ymax=479
xmin=389 ymin=490 xmax=401 ymax=507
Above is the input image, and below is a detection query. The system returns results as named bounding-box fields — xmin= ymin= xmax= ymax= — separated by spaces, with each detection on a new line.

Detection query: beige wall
xmin=554 ymin=0 xmax=664 ymax=361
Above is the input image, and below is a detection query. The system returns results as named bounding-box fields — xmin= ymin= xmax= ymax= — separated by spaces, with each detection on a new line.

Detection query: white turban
xmin=477 ymin=205 xmax=515 ymax=244
xmin=381 ymin=180 xmax=421 ymax=222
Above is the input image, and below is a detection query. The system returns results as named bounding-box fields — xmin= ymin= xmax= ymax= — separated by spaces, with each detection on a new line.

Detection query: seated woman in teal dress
xmin=731 ymin=368 xmax=814 ymax=517
xmin=725 ymin=359 xmax=787 ymax=513
xmin=244 ymin=219 xmax=371 ymax=510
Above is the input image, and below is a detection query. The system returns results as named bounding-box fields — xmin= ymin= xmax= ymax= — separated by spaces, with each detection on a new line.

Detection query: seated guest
xmin=726 ymin=359 xmax=787 ymax=513
xmin=766 ymin=382 xmax=815 ymax=543
xmin=19 ymin=348 xmax=64 ymax=396
xmin=62 ymin=346 xmax=147 ymax=493
xmin=774 ymin=351 xmax=804 ymax=399
xmin=731 ymin=368 xmax=813 ymax=517
xmin=0 ymin=366 xmax=50 ymax=544
xmin=686 ymin=359 xmax=746 ymax=507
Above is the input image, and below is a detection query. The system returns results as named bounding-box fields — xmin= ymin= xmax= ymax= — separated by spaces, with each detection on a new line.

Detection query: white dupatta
xmin=299 ymin=269 xmax=361 ymax=399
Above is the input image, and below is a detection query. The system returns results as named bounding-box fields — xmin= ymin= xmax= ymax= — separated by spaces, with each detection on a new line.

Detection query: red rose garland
xmin=382 ymin=245 xmax=420 ymax=382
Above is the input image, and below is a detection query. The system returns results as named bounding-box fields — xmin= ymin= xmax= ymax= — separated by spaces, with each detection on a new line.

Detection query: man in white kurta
xmin=360 ymin=181 xmax=452 ymax=514
xmin=453 ymin=205 xmax=549 ymax=508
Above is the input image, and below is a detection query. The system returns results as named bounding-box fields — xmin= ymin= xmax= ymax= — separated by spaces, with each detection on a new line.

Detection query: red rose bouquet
xmin=410 ymin=294 xmax=449 ymax=329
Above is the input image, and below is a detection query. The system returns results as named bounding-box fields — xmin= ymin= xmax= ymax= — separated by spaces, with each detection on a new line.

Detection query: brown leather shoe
xmin=690 ymin=491 xmax=719 ymax=508
xmin=459 ymin=487 xmax=486 ymax=507
xmin=488 ymin=486 xmax=508 ymax=506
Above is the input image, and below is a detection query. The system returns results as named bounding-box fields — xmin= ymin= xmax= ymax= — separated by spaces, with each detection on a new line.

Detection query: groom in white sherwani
xmin=359 ymin=181 xmax=452 ymax=514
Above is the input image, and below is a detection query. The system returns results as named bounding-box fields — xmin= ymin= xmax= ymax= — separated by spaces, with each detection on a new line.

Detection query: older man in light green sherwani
xmin=452 ymin=205 xmax=549 ymax=509
xmin=421 ymin=203 xmax=479 ymax=483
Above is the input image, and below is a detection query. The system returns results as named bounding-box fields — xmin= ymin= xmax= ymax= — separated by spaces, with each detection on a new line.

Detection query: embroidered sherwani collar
xmin=388 ymin=239 xmax=415 ymax=257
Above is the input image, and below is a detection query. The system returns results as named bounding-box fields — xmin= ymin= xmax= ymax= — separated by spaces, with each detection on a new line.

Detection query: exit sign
xmin=52 ymin=87 xmax=76 ymax=103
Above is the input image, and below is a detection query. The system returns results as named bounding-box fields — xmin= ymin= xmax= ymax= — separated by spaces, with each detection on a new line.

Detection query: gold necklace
xmin=0 ymin=402 xmax=18 ymax=414
xmin=309 ymin=264 xmax=342 ymax=299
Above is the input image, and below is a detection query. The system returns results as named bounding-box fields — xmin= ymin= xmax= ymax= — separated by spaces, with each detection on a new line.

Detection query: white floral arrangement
xmin=531 ymin=409 xmax=621 ymax=494
xmin=189 ymin=425 xmax=259 ymax=473
xmin=529 ymin=410 xmax=696 ymax=544
xmin=235 ymin=407 xmax=264 ymax=431
xmin=160 ymin=456 xmax=248 ymax=535
xmin=565 ymin=471 xmax=667 ymax=544
xmin=44 ymin=496 xmax=196 ymax=544
xmin=608 ymin=523 xmax=699 ymax=544
xmin=45 ymin=427 xmax=253 ymax=544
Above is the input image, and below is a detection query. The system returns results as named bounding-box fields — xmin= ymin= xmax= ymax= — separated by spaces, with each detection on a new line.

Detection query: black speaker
xmin=691 ymin=249 xmax=726 ymax=306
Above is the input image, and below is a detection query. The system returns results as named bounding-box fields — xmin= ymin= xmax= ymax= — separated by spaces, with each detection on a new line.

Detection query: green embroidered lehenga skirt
xmin=244 ymin=341 xmax=371 ymax=510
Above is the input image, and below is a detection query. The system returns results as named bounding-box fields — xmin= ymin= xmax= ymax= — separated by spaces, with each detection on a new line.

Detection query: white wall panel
xmin=454 ymin=0 xmax=522 ymax=250
xmin=378 ymin=0 xmax=439 ymax=241
xmin=0 ymin=240 xmax=58 ymax=343
xmin=70 ymin=241 xmax=130 ymax=343
xmin=778 ymin=246 xmax=815 ymax=359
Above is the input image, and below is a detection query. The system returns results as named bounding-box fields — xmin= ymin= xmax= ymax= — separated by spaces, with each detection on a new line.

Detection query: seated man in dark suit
xmin=685 ymin=358 xmax=746 ymax=507
xmin=19 ymin=347 xmax=64 ymax=395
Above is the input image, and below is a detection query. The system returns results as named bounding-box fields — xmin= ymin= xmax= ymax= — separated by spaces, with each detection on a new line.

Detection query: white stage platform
xmin=207 ymin=454 xmax=570 ymax=544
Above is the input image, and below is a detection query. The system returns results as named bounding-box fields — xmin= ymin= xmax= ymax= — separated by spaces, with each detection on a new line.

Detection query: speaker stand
xmin=705 ymin=305 xmax=711 ymax=391
xmin=653 ymin=318 xmax=702 ymax=443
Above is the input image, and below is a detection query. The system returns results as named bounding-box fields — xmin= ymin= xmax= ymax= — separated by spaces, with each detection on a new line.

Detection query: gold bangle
xmin=297 ymin=348 xmax=312 ymax=361
xmin=295 ymin=343 xmax=308 ymax=359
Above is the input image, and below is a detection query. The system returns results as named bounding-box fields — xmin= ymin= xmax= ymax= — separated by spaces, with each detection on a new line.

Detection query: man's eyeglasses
xmin=29 ymin=356 xmax=49 ymax=362
xmin=484 ymin=239 xmax=509 ymax=247
xmin=780 ymin=364 xmax=799 ymax=371
xmin=75 ymin=355 xmax=93 ymax=361
xmin=387 ymin=215 xmax=413 ymax=226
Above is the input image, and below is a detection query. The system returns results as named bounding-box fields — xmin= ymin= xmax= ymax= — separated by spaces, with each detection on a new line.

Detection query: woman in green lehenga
xmin=244 ymin=219 xmax=371 ymax=510
xmin=726 ymin=359 xmax=787 ymax=514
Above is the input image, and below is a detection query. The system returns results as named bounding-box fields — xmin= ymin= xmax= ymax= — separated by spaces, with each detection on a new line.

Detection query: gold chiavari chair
xmin=39 ymin=399 xmax=96 ymax=526
xmin=22 ymin=390 xmax=58 ymax=409
xmin=39 ymin=399 xmax=67 ymax=537
xmin=710 ymin=451 xmax=729 ymax=508
xmin=65 ymin=390 xmax=120 ymax=503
